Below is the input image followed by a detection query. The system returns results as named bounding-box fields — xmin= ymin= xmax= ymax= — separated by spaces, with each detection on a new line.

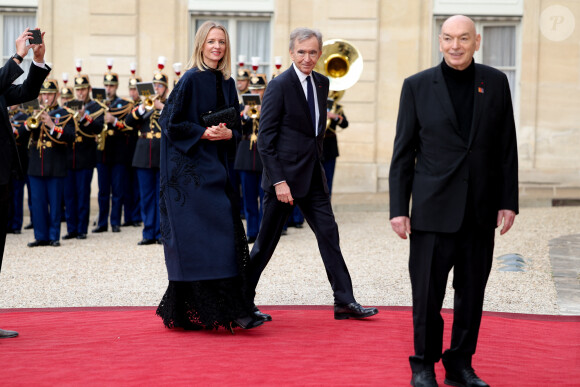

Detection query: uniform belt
xmin=31 ymin=140 xmax=53 ymax=148
xmin=140 ymin=132 xmax=161 ymax=139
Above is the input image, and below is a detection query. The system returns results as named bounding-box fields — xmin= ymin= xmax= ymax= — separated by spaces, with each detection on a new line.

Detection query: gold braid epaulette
xmin=43 ymin=114 xmax=71 ymax=145
xmin=111 ymin=102 xmax=134 ymax=132
xmin=36 ymin=122 xmax=68 ymax=155
xmin=249 ymin=118 xmax=259 ymax=150
xmin=150 ymin=110 xmax=163 ymax=133
xmin=64 ymin=106 xmax=95 ymax=139
xmin=90 ymin=99 xmax=108 ymax=120
xmin=109 ymin=103 xmax=133 ymax=118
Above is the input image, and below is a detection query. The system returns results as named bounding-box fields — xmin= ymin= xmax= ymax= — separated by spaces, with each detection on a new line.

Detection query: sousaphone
xmin=314 ymin=39 xmax=363 ymax=92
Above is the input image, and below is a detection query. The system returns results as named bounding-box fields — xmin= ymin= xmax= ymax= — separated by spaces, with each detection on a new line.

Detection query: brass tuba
xmin=314 ymin=39 xmax=363 ymax=92
xmin=315 ymin=39 xmax=362 ymax=131
xmin=25 ymin=105 xmax=50 ymax=129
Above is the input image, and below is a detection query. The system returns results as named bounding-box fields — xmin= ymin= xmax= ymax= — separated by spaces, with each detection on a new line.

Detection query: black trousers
xmin=247 ymin=166 xmax=355 ymax=305
xmin=0 ymin=183 xmax=11 ymax=272
xmin=408 ymin=212 xmax=495 ymax=372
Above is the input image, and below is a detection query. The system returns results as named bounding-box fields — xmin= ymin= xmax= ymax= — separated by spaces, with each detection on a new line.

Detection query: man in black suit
xmin=389 ymin=16 xmax=518 ymax=387
xmin=0 ymin=28 xmax=50 ymax=338
xmin=249 ymin=27 xmax=378 ymax=321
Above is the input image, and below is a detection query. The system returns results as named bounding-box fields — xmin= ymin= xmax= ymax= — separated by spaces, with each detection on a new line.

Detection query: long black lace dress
xmin=156 ymin=67 xmax=257 ymax=331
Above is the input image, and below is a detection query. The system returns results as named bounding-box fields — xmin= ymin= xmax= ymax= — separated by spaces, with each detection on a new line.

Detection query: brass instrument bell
xmin=314 ymin=39 xmax=363 ymax=92
xmin=144 ymin=95 xmax=159 ymax=111
xmin=26 ymin=106 xmax=50 ymax=129
xmin=249 ymin=104 xmax=259 ymax=119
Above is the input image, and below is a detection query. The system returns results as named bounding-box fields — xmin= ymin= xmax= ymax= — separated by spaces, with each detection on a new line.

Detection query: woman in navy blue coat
xmin=156 ymin=21 xmax=262 ymax=332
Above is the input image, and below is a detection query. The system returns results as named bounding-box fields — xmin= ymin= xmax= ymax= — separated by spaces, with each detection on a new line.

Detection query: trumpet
xmin=143 ymin=95 xmax=159 ymax=111
xmin=26 ymin=106 xmax=50 ymax=129
xmin=248 ymin=104 xmax=260 ymax=119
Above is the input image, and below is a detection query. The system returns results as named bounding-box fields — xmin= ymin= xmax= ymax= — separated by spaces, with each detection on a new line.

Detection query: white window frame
xmin=0 ymin=7 xmax=37 ymax=84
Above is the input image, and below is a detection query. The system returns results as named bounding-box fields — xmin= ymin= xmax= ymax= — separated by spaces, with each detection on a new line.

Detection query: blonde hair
xmin=187 ymin=21 xmax=232 ymax=79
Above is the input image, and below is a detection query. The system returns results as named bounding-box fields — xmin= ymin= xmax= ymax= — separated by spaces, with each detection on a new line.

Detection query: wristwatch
xmin=11 ymin=53 xmax=24 ymax=64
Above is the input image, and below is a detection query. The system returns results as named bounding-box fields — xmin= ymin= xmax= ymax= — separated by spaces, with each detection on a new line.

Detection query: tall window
xmin=1 ymin=11 xmax=36 ymax=84
xmin=191 ymin=15 xmax=272 ymax=77
xmin=433 ymin=17 xmax=520 ymax=100
xmin=481 ymin=25 xmax=517 ymax=99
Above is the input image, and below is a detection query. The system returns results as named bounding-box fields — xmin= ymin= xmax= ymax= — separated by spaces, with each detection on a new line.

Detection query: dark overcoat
xmin=0 ymin=61 xmax=50 ymax=184
xmin=159 ymin=67 xmax=241 ymax=282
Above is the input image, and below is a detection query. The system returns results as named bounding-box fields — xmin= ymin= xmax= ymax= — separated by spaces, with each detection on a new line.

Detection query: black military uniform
xmin=323 ymin=91 xmax=349 ymax=195
xmin=121 ymin=73 xmax=143 ymax=227
xmin=94 ymin=68 xmax=135 ymax=233
xmin=63 ymin=74 xmax=102 ymax=239
xmin=124 ymin=67 xmax=167 ymax=245
xmin=27 ymin=79 xmax=75 ymax=246
xmin=234 ymin=73 xmax=266 ymax=242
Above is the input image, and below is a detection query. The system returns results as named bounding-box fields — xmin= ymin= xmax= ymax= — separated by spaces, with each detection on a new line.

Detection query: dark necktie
xmin=306 ymin=75 xmax=316 ymax=133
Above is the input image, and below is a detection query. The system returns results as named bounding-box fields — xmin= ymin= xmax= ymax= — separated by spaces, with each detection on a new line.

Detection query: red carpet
xmin=0 ymin=306 xmax=578 ymax=386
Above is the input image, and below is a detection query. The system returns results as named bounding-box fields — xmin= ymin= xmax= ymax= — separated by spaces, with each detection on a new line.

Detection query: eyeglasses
xmin=295 ymin=50 xmax=319 ymax=59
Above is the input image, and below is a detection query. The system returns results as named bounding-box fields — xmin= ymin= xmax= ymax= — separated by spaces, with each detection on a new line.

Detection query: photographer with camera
xmin=0 ymin=28 xmax=51 ymax=338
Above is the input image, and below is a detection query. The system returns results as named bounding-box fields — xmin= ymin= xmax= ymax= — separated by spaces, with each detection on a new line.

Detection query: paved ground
xmin=0 ymin=194 xmax=578 ymax=316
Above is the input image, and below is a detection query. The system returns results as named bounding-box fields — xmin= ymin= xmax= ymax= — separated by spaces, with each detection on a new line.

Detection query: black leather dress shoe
xmin=112 ymin=225 xmax=121 ymax=233
xmin=27 ymin=240 xmax=49 ymax=247
xmin=7 ymin=229 xmax=21 ymax=234
xmin=253 ymin=306 xmax=272 ymax=322
xmin=138 ymin=238 xmax=156 ymax=246
xmin=92 ymin=225 xmax=108 ymax=233
xmin=231 ymin=316 xmax=263 ymax=330
xmin=294 ymin=223 xmax=304 ymax=228
xmin=444 ymin=367 xmax=489 ymax=387
xmin=63 ymin=232 xmax=78 ymax=240
xmin=247 ymin=236 xmax=257 ymax=244
xmin=50 ymin=240 xmax=60 ymax=247
xmin=411 ymin=368 xmax=437 ymax=387
xmin=334 ymin=302 xmax=379 ymax=320
xmin=24 ymin=223 xmax=33 ymax=230
xmin=76 ymin=233 xmax=87 ymax=240
xmin=0 ymin=328 xmax=18 ymax=338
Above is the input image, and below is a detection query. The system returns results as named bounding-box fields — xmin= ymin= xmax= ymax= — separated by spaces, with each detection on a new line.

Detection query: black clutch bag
xmin=200 ymin=106 xmax=237 ymax=128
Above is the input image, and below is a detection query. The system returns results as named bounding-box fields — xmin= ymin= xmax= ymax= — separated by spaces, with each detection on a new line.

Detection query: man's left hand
xmin=497 ymin=209 xmax=516 ymax=235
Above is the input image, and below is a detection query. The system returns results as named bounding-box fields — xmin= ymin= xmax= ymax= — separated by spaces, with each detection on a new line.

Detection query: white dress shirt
xmin=292 ymin=62 xmax=320 ymax=135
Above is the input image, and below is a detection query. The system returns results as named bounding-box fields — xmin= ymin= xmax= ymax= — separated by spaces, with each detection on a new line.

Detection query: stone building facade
xmin=2 ymin=0 xmax=578 ymax=196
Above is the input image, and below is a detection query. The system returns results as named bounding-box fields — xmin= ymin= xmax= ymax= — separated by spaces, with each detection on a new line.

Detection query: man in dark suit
xmin=0 ymin=28 xmax=50 ymax=338
xmin=389 ymin=16 xmax=518 ymax=387
xmin=249 ymin=27 xmax=378 ymax=321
